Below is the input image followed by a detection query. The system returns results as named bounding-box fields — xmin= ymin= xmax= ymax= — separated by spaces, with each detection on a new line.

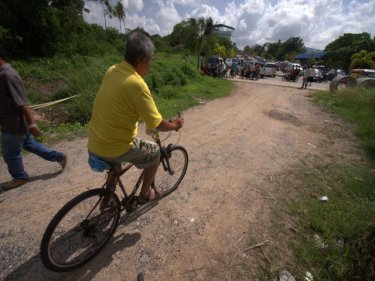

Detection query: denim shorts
xmin=102 ymin=138 xmax=160 ymax=169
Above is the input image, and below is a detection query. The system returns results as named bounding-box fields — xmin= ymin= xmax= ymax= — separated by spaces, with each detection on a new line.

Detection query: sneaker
xmin=58 ymin=154 xmax=67 ymax=170
xmin=1 ymin=179 xmax=28 ymax=191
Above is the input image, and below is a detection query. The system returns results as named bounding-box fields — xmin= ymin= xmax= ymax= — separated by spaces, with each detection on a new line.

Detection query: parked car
xmin=206 ymin=56 xmax=223 ymax=76
xmin=350 ymin=68 xmax=375 ymax=78
xmin=326 ymin=69 xmax=345 ymax=81
xmin=260 ymin=62 xmax=277 ymax=78
xmin=225 ymin=58 xmax=233 ymax=67
xmin=285 ymin=62 xmax=302 ymax=73
xmin=312 ymin=68 xmax=324 ymax=82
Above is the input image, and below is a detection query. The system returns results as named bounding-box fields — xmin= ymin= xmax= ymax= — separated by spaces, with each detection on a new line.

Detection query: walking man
xmin=0 ymin=44 xmax=67 ymax=191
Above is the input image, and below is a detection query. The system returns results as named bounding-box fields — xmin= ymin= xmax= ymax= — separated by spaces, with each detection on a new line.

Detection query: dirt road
xmin=0 ymin=79 xmax=360 ymax=280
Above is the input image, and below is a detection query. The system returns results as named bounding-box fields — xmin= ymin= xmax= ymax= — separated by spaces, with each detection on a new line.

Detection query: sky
xmin=83 ymin=0 xmax=375 ymax=51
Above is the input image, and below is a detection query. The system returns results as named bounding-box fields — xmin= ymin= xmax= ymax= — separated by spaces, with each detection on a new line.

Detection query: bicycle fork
xmin=161 ymin=145 xmax=174 ymax=175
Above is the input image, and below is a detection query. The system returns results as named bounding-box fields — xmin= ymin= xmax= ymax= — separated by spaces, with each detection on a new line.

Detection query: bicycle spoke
xmin=154 ymin=146 xmax=188 ymax=196
xmin=41 ymin=189 xmax=121 ymax=271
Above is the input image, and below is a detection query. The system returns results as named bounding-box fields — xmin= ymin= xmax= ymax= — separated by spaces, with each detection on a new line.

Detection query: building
xmin=213 ymin=24 xmax=235 ymax=41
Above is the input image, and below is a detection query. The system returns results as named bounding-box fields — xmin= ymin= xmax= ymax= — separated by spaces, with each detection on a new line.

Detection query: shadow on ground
xmin=0 ymin=170 xmax=62 ymax=194
xmin=3 ymin=200 xmax=161 ymax=281
xmin=4 ymin=232 xmax=141 ymax=281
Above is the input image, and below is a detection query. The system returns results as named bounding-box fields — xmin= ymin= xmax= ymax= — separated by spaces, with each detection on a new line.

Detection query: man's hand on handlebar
xmin=169 ymin=116 xmax=184 ymax=131
xmin=156 ymin=114 xmax=184 ymax=132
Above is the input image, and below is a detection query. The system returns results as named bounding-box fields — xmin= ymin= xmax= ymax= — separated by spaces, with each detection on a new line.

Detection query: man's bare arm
xmin=21 ymin=105 xmax=41 ymax=137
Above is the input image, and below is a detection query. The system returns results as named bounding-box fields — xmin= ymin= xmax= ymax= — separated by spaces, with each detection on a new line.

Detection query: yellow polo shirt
xmin=88 ymin=61 xmax=162 ymax=158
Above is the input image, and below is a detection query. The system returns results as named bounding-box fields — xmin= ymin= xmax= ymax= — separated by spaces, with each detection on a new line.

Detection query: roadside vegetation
xmin=13 ymin=51 xmax=232 ymax=144
xmin=284 ymin=88 xmax=375 ymax=281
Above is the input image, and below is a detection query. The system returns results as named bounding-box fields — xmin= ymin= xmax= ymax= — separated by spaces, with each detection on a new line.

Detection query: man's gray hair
xmin=124 ymin=32 xmax=154 ymax=65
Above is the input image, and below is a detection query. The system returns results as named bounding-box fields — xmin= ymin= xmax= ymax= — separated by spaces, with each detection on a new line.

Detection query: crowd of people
xmin=200 ymin=57 xmax=329 ymax=92
xmin=201 ymin=58 xmax=263 ymax=80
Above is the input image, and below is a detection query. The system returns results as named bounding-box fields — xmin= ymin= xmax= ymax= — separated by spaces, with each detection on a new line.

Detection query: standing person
xmin=308 ymin=66 xmax=315 ymax=86
xmin=231 ymin=59 xmax=237 ymax=78
xmin=0 ymin=44 xmax=67 ymax=191
xmin=87 ymin=32 xmax=183 ymax=203
xmin=300 ymin=65 xmax=309 ymax=89
xmin=218 ymin=59 xmax=225 ymax=78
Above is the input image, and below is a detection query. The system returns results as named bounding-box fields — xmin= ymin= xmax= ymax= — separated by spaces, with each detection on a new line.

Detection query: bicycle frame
xmin=101 ymin=133 xmax=173 ymax=211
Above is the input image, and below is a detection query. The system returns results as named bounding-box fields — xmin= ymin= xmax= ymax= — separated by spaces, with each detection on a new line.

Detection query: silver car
xmin=260 ymin=62 xmax=277 ymax=77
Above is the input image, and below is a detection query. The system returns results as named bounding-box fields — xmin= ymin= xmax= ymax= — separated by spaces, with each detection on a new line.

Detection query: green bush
xmin=181 ymin=63 xmax=197 ymax=79
xmin=18 ymin=51 xmax=232 ymax=138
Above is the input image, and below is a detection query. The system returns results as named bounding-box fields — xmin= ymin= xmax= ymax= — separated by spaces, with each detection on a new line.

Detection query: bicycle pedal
xmin=124 ymin=197 xmax=138 ymax=212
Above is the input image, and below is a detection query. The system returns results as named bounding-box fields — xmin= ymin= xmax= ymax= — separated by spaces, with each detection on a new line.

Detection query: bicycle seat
xmin=88 ymin=153 xmax=111 ymax=172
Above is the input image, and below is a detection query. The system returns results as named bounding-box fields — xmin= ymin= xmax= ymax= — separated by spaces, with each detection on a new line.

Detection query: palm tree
xmin=88 ymin=0 xmax=112 ymax=29
xmin=114 ymin=1 xmax=125 ymax=34
xmin=350 ymin=50 xmax=375 ymax=69
xmin=196 ymin=17 xmax=215 ymax=68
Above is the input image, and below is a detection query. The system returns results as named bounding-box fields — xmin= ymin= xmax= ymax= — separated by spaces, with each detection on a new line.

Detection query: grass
xmin=290 ymin=164 xmax=375 ymax=280
xmin=247 ymin=87 xmax=375 ymax=281
xmin=314 ymin=88 xmax=375 ymax=165
xmin=280 ymin=87 xmax=375 ymax=281
xmin=10 ymin=51 xmax=232 ymax=143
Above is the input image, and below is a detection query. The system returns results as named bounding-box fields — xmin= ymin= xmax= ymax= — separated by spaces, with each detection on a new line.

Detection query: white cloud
xmin=122 ymin=0 xmax=144 ymax=12
xmin=186 ymin=4 xmax=221 ymax=22
xmin=84 ymin=0 xmax=375 ymax=50
xmin=126 ymin=14 xmax=161 ymax=34
xmin=154 ymin=1 xmax=181 ymax=35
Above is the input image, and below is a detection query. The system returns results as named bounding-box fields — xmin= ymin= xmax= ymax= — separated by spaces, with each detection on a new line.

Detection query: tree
xmin=350 ymin=50 xmax=375 ymax=69
xmin=0 ymin=0 xmax=86 ymax=57
xmin=262 ymin=37 xmax=305 ymax=60
xmin=253 ymin=44 xmax=264 ymax=56
xmin=214 ymin=43 xmax=226 ymax=58
xmin=169 ymin=22 xmax=185 ymax=47
xmin=267 ymin=40 xmax=281 ymax=59
xmin=169 ymin=17 xmax=217 ymax=67
xmin=113 ymin=1 xmax=125 ymax=34
xmin=325 ymin=32 xmax=375 ymax=70
xmin=88 ymin=0 xmax=112 ymax=29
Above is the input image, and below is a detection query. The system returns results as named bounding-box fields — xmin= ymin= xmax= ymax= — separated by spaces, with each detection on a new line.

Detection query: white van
xmin=260 ymin=62 xmax=277 ymax=77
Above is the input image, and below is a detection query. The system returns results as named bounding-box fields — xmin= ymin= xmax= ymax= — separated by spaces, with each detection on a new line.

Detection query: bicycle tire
xmin=154 ymin=145 xmax=188 ymax=197
xmin=40 ymin=188 xmax=121 ymax=272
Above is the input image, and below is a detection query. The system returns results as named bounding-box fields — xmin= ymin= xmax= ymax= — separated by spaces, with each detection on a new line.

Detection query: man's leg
xmin=139 ymin=160 xmax=160 ymax=200
xmin=1 ymin=132 xmax=28 ymax=180
xmin=101 ymin=138 xmax=161 ymax=201
xmin=23 ymin=133 xmax=65 ymax=163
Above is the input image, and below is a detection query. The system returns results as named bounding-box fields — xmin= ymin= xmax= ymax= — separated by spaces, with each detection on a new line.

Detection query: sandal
xmin=138 ymin=187 xmax=163 ymax=204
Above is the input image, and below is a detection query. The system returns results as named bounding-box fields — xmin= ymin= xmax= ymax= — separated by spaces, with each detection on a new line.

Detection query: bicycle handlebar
xmin=146 ymin=112 xmax=182 ymax=142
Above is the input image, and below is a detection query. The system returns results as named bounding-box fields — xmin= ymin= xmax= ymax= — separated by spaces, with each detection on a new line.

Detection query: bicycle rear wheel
xmin=154 ymin=145 xmax=188 ymax=196
xmin=40 ymin=188 xmax=121 ymax=272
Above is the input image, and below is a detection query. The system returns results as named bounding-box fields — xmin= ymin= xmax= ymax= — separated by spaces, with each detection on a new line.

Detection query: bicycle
xmin=40 ymin=123 xmax=188 ymax=272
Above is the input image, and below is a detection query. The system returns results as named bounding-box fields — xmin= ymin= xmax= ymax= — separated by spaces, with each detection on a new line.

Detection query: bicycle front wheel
xmin=40 ymin=188 xmax=121 ymax=272
xmin=154 ymin=145 xmax=188 ymax=196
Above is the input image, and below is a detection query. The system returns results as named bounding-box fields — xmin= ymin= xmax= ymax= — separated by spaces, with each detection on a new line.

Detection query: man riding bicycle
xmin=88 ymin=32 xmax=183 ymax=203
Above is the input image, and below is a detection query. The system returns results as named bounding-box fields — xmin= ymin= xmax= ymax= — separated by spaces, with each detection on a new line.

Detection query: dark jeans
xmin=301 ymin=78 xmax=308 ymax=88
xmin=1 ymin=132 xmax=64 ymax=180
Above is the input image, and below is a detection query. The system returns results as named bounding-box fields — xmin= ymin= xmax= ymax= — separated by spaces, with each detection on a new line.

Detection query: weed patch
xmin=314 ymin=88 xmax=375 ymax=165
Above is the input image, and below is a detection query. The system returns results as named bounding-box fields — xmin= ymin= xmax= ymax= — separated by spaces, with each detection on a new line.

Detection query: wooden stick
xmin=243 ymin=240 xmax=269 ymax=251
